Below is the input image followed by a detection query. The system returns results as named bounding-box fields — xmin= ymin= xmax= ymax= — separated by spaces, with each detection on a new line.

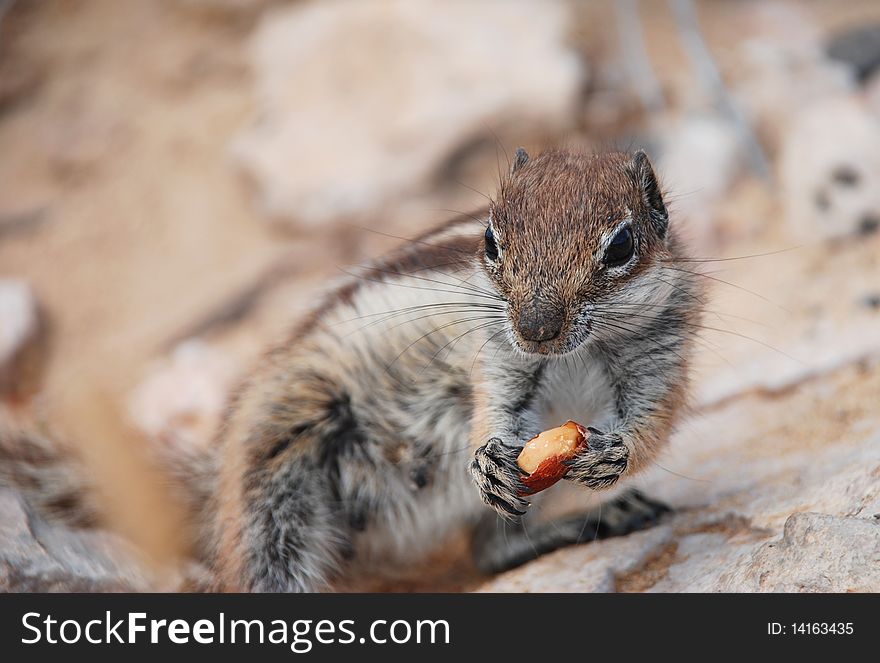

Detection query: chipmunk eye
xmin=484 ymin=226 xmax=499 ymax=261
xmin=603 ymin=227 xmax=634 ymax=267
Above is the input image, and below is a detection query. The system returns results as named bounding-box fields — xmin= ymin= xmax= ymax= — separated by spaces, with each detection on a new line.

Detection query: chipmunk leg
xmin=235 ymin=454 xmax=347 ymax=592
xmin=214 ymin=370 xmax=377 ymax=592
xmin=469 ymin=359 xmax=547 ymax=520
xmin=565 ymin=307 xmax=695 ymax=488
xmin=471 ymin=488 xmax=670 ymax=575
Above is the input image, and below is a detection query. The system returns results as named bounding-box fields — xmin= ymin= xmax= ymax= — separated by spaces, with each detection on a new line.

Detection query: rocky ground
xmin=1 ymin=0 xmax=878 ymax=591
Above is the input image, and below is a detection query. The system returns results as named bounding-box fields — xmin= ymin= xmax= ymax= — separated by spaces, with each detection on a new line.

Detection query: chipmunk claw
xmin=471 ymin=438 xmax=530 ymax=520
xmin=563 ymin=428 xmax=628 ymax=489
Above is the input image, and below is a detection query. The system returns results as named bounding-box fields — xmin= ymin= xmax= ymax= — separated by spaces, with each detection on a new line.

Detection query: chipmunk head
xmin=482 ymin=148 xmax=674 ymax=356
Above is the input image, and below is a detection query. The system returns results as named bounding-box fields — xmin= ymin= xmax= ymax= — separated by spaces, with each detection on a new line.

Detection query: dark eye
xmin=603 ymin=227 xmax=634 ymax=267
xmin=484 ymin=226 xmax=499 ymax=261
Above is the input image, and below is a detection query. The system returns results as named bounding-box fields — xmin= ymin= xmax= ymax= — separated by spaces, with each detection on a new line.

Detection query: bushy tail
xmin=0 ymin=422 xmax=217 ymax=558
xmin=0 ymin=424 xmax=101 ymax=528
xmin=150 ymin=434 xmax=218 ymax=556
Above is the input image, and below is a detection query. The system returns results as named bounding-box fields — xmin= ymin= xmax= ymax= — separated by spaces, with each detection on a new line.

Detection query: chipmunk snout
xmin=517 ymin=301 xmax=564 ymax=342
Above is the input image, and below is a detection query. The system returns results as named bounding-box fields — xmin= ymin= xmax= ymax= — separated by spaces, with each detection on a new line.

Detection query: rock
xmin=719 ymin=513 xmax=880 ymax=592
xmin=171 ymin=0 xmax=273 ymax=18
xmin=0 ymin=208 xmax=50 ymax=240
xmin=656 ymin=114 xmax=743 ymax=251
xmin=778 ymin=96 xmax=880 ymax=242
xmin=476 ymin=524 xmax=673 ymax=593
xmin=675 ymin=188 xmax=880 ymax=409
xmin=732 ymin=2 xmax=854 ymax=150
xmin=0 ymin=5 xmax=45 ymax=113
xmin=827 ymin=25 xmax=880 ymax=84
xmin=0 ymin=56 xmax=43 ymax=112
xmin=42 ymin=102 xmax=130 ymax=184
xmin=127 ymin=340 xmax=239 ymax=450
xmin=0 ymin=279 xmax=45 ymax=400
xmin=861 ymin=68 xmax=880 ymax=121
xmin=232 ymin=0 xmax=585 ymax=227
xmin=478 ymin=354 xmax=880 ymax=592
xmin=0 ymin=488 xmax=150 ymax=592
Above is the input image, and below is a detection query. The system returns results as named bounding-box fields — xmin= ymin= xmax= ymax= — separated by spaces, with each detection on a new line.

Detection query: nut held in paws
xmin=517 ymin=421 xmax=590 ymax=495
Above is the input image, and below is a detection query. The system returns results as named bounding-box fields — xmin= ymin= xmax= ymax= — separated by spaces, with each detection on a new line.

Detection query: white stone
xmin=778 ymin=96 xmax=880 ymax=242
xmin=127 ymin=340 xmax=239 ymax=449
xmin=232 ymin=0 xmax=585 ymax=226
xmin=0 ymin=279 xmax=40 ymax=395
xmin=0 ymin=489 xmax=150 ymax=592
xmin=657 ymin=114 xmax=743 ymax=249
xmin=718 ymin=513 xmax=880 ymax=592
xmin=733 ymin=2 xmax=854 ymax=149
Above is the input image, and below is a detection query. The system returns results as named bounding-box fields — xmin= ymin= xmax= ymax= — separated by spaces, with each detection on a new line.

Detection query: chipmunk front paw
xmin=563 ymin=428 xmax=629 ymax=489
xmin=470 ymin=438 xmax=530 ymax=520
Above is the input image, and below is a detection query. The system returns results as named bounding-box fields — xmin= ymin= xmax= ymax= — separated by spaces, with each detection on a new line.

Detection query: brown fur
xmin=1 ymin=148 xmax=703 ymax=592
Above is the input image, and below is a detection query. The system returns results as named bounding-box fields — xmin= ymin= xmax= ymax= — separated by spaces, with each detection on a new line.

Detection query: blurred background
xmin=1 ymin=0 xmax=879 ymax=592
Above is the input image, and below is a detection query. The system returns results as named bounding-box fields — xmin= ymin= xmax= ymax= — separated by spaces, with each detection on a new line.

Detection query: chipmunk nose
xmin=518 ymin=302 xmax=564 ymax=342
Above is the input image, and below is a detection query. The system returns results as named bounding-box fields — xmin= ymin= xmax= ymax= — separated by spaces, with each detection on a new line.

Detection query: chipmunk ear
xmin=631 ymin=150 xmax=668 ymax=239
xmin=511 ymin=147 xmax=530 ymax=175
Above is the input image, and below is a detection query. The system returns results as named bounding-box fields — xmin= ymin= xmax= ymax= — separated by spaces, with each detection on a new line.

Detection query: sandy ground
xmin=1 ymin=0 xmax=879 ymax=591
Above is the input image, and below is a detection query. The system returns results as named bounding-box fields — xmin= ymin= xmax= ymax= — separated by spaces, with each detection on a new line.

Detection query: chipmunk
xmin=2 ymin=148 xmax=703 ymax=592
xmin=198 ymin=147 xmax=703 ymax=591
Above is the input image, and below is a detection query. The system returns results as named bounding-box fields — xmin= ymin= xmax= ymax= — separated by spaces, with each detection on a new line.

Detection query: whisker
xmin=590 ymin=318 xmax=693 ymax=370
xmin=686 ymin=323 xmax=803 ymax=364
xmin=469 ymin=326 xmax=510 ymax=377
xmin=358 ymin=261 xmax=500 ymax=300
xmin=592 ymin=313 xmax=739 ymax=368
xmin=452 ymin=179 xmax=492 ymax=204
xmin=653 ymin=270 xmax=710 ymax=307
xmin=385 ymin=316 xmax=505 ymax=376
xmin=593 ymin=301 xmax=771 ymax=330
xmin=660 ymin=246 xmax=800 ymax=264
xmin=356 ymin=309 xmax=505 ymax=340
xmin=594 ymin=312 xmax=799 ymax=365
xmin=585 ymin=499 xmax=601 ymax=544
xmin=334 ymin=301 xmax=504 ymax=326
xmin=429 ymin=208 xmax=489 ymax=227
xmin=351 ymin=263 xmax=500 ymax=300
xmin=486 ymin=326 xmax=518 ymax=367
xmin=519 ymin=514 xmax=540 ymax=561
xmin=661 ymin=265 xmax=791 ymax=313
xmin=339 ymin=222 xmax=479 ymax=256
xmin=336 ymin=267 xmax=502 ymax=303
xmin=421 ymin=319 xmax=507 ymax=376
xmin=484 ymin=123 xmax=511 ymax=187
xmin=648 ymin=460 xmax=711 ymax=483
xmin=337 ymin=302 xmax=504 ymax=337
